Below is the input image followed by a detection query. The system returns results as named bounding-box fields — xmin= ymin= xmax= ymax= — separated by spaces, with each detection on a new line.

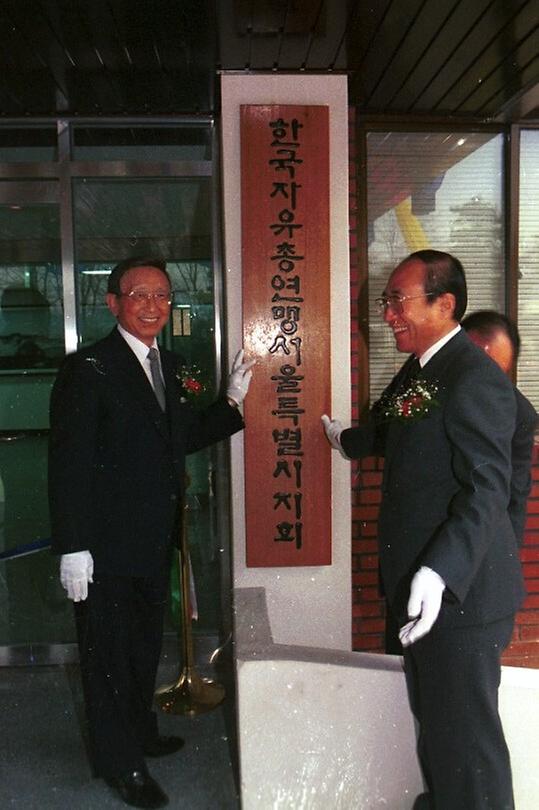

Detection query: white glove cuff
xmin=418 ymin=566 xmax=446 ymax=589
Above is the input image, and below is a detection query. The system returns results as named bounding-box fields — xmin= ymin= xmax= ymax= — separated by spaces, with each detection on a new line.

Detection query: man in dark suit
xmin=49 ymin=256 xmax=252 ymax=809
xmin=462 ymin=309 xmax=538 ymax=544
xmin=384 ymin=310 xmax=538 ymax=658
xmin=322 ymin=251 xmax=523 ymax=809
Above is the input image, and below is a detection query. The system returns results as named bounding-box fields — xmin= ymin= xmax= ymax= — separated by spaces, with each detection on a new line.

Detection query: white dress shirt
xmin=117 ymin=325 xmax=164 ymax=390
xmin=419 ymin=324 xmax=461 ymax=368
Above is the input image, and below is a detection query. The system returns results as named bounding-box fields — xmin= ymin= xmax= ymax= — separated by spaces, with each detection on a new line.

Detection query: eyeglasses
xmin=120 ymin=290 xmax=172 ymax=305
xmin=374 ymin=292 xmax=435 ymax=315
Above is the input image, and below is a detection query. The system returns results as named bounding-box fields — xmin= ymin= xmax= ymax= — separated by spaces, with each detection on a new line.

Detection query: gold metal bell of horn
xmin=155 ymin=497 xmax=225 ymax=716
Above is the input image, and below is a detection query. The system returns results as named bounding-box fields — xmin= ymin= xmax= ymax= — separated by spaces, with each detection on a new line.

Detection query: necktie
xmin=399 ymin=357 xmax=421 ymax=391
xmin=148 ymin=347 xmax=166 ymax=411
xmin=407 ymin=357 xmax=421 ymax=379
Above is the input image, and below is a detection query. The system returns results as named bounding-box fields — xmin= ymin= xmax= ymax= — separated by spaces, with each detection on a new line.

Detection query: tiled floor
xmin=0 ymin=649 xmax=240 ymax=809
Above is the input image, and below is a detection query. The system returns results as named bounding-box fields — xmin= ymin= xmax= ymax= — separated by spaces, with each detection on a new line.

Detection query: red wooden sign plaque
xmin=241 ymin=104 xmax=332 ymax=567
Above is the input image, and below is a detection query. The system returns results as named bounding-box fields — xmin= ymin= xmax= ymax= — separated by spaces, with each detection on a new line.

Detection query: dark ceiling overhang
xmin=0 ymin=0 xmax=537 ymax=121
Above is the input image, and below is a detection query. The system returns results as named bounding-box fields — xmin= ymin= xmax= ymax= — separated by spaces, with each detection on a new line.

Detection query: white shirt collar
xmin=117 ymin=324 xmax=158 ymax=364
xmin=418 ymin=324 xmax=461 ymax=367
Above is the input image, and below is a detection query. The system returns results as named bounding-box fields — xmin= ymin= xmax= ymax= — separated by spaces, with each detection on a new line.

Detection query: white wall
xmin=221 ymin=73 xmax=351 ymax=651
xmin=235 ymin=588 xmax=539 ymax=810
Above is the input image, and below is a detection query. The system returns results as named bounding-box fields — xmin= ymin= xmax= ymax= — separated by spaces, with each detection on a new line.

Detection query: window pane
xmin=72 ymin=126 xmax=211 ymax=161
xmin=366 ymin=131 xmax=505 ymax=401
xmin=73 ymin=177 xmax=213 ymax=345
xmin=0 ymin=191 xmax=64 ymax=370
xmin=0 ymin=128 xmax=57 ymax=162
xmin=0 ymin=185 xmax=69 ymax=645
xmin=518 ymin=130 xmax=539 ymax=409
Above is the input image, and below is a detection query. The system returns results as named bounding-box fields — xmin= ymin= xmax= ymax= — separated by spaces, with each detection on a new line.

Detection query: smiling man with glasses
xmin=49 ymin=256 xmax=254 ymax=809
xmin=322 ymin=249 xmax=523 ymax=810
xmin=374 ymin=291 xmax=436 ymax=314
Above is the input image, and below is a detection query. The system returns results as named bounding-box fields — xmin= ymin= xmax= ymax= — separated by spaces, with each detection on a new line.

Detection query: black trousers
xmin=385 ymin=602 xmax=403 ymax=655
xmin=74 ymin=572 xmax=169 ymax=778
xmin=403 ymin=612 xmax=515 ymax=810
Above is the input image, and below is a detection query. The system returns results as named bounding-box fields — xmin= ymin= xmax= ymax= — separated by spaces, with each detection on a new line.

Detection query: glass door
xmin=0 ymin=180 xmax=75 ymax=649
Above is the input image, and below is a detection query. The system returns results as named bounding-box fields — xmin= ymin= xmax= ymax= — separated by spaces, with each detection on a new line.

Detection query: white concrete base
xmin=234 ymin=587 xmax=539 ymax=809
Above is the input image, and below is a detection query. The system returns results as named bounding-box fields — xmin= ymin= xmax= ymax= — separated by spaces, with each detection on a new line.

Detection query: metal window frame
xmin=354 ymin=114 xmax=532 ymax=409
xmin=0 ymin=116 xmax=216 ymax=354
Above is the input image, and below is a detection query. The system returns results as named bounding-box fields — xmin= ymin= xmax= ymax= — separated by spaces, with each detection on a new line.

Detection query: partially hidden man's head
xmin=461 ymin=310 xmax=519 ymax=376
xmin=381 ymin=249 xmax=467 ymax=357
xmin=106 ymin=256 xmax=172 ymax=346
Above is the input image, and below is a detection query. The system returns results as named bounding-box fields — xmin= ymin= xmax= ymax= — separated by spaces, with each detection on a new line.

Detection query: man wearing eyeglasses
xmin=323 ymin=250 xmax=523 ymax=810
xmin=49 ymin=256 xmax=253 ymax=809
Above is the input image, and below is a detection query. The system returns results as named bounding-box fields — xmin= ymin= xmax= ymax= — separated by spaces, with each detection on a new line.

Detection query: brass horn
xmin=155 ymin=494 xmax=225 ymax=716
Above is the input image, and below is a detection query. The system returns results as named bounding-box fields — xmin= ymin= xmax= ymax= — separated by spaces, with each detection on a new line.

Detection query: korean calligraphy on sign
xmin=241 ymin=105 xmax=331 ymax=567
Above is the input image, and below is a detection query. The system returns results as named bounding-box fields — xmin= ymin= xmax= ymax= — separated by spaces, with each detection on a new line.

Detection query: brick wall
xmin=503 ymin=443 xmax=539 ymax=667
xmin=348 ymin=110 xmax=389 ymax=654
xmin=348 ymin=113 xmax=539 ymax=668
xmin=351 ymin=456 xmax=386 ymax=652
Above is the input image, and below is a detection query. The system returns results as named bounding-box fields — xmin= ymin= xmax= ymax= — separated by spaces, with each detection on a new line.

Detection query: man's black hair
xmin=107 ymin=256 xmax=170 ymax=295
xmin=407 ymin=249 xmax=468 ymax=321
xmin=462 ymin=309 xmax=521 ymax=359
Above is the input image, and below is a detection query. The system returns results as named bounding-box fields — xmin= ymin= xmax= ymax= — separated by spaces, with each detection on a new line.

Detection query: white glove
xmin=398 ymin=566 xmax=445 ymax=647
xmin=321 ymin=414 xmax=349 ymax=458
xmin=60 ymin=550 xmax=94 ymax=602
xmin=226 ymin=349 xmax=255 ymax=406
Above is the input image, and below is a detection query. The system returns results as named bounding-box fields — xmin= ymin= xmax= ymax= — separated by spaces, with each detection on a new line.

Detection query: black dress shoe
xmin=143 ymin=735 xmax=185 ymax=757
xmin=106 ymin=768 xmax=169 ymax=809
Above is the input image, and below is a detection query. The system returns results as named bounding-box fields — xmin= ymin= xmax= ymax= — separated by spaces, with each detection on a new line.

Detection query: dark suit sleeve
xmin=163 ymin=350 xmax=244 ymax=455
xmin=48 ymin=355 xmax=102 ymax=555
xmin=341 ymin=417 xmax=382 ymax=459
xmin=340 ymin=362 xmax=415 ymax=459
xmin=182 ymin=397 xmax=244 ymax=455
xmin=421 ymin=362 xmax=516 ymax=603
xmin=509 ymin=389 xmax=538 ymax=544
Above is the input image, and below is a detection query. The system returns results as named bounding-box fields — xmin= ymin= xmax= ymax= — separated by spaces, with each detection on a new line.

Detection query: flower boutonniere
xmin=379 ymin=378 xmax=439 ymax=422
xmin=176 ymin=364 xmax=208 ymax=404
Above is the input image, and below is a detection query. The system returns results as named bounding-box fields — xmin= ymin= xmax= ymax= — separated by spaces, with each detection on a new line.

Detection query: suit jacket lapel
xmin=161 ymin=350 xmax=183 ymax=429
xmin=421 ymin=328 xmax=468 ymax=377
xmin=378 ymin=355 xmax=418 ymax=403
xmin=105 ymin=329 xmax=171 ymax=440
xmin=383 ymin=331 xmax=465 ymax=474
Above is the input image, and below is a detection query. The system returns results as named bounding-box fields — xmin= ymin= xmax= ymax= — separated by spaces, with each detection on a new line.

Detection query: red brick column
xmin=351 ymin=457 xmax=385 ymax=652
xmin=503 ymin=442 xmax=539 ymax=667
xmin=349 ymin=108 xmax=387 ymax=654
